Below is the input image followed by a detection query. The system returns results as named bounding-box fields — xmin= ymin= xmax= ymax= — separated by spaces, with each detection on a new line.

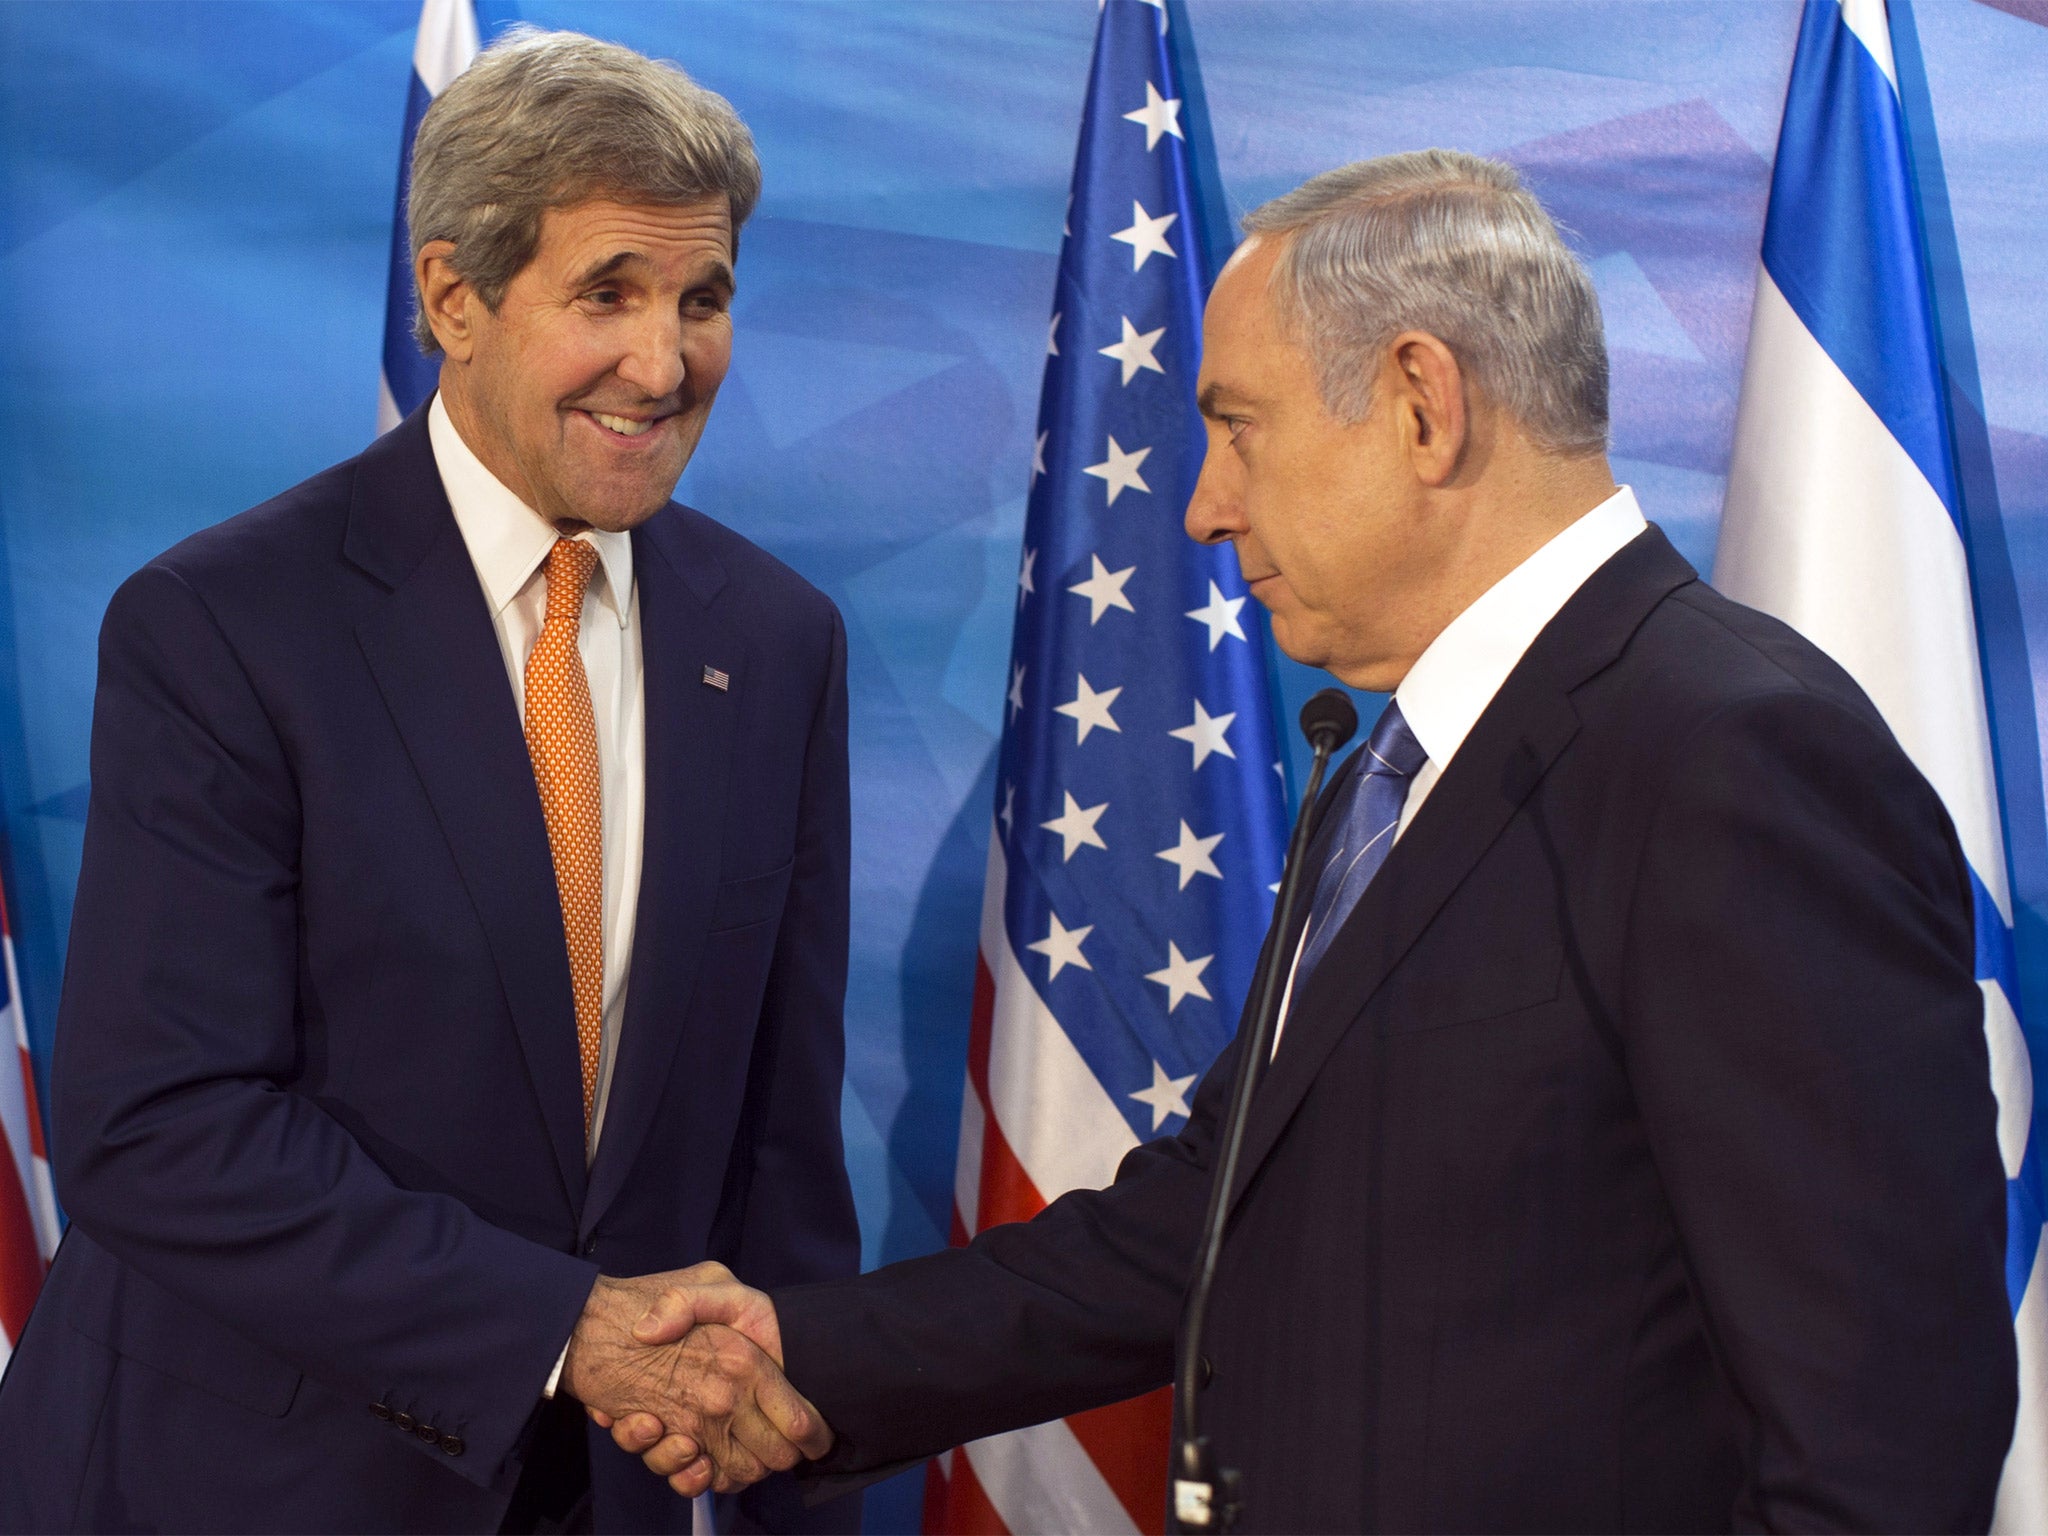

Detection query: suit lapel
xmin=1226 ymin=526 xmax=1698 ymax=1214
xmin=1229 ymin=687 xmax=1579 ymax=1213
xmin=346 ymin=409 xmax=588 ymax=1211
xmin=580 ymin=513 xmax=742 ymax=1238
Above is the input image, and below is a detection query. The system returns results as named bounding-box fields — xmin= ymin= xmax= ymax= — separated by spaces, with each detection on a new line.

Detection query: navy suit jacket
xmin=775 ymin=527 xmax=2017 ymax=1532
xmin=0 ymin=407 xmax=860 ymax=1533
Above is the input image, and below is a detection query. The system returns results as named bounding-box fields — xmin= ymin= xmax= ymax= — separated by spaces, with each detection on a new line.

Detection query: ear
xmin=415 ymin=241 xmax=478 ymax=363
xmin=1386 ymin=331 xmax=1467 ymax=488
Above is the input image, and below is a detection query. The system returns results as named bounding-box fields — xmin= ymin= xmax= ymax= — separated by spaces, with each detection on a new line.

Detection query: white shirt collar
xmin=1395 ymin=485 xmax=1648 ymax=771
xmin=427 ymin=392 xmax=634 ymax=628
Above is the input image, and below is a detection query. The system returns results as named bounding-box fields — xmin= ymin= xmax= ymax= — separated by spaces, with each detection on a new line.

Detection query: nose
xmin=1184 ymin=433 xmax=1243 ymax=546
xmin=614 ymin=306 xmax=688 ymax=400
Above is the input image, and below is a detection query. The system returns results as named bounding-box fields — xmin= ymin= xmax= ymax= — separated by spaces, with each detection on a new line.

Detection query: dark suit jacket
xmin=0 ymin=407 xmax=861 ymax=1533
xmin=774 ymin=527 xmax=2016 ymax=1532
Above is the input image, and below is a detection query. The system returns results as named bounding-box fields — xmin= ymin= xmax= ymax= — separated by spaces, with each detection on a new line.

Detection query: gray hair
xmin=407 ymin=26 xmax=761 ymax=354
xmin=1241 ymin=150 xmax=1608 ymax=455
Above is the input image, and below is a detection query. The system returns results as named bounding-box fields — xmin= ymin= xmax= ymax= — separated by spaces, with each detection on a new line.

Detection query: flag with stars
xmin=928 ymin=3 xmax=1289 ymax=1531
xmin=376 ymin=0 xmax=478 ymax=434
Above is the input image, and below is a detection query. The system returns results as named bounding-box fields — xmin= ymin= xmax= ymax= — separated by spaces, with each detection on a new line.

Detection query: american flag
xmin=925 ymin=3 xmax=1289 ymax=1531
xmin=0 ymin=880 xmax=59 ymax=1371
xmin=377 ymin=0 xmax=478 ymax=435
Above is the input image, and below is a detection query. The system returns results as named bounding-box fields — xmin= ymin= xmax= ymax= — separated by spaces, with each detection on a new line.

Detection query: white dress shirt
xmin=1392 ymin=483 xmax=1649 ymax=835
xmin=1273 ymin=486 xmax=1649 ymax=1051
xmin=428 ymin=394 xmax=646 ymax=1159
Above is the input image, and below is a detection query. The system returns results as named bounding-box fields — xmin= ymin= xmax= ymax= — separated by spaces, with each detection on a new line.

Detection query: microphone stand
xmin=1171 ymin=689 xmax=1358 ymax=1534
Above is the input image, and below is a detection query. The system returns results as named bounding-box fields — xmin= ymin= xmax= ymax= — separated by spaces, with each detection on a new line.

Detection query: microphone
xmin=1299 ymin=687 xmax=1359 ymax=759
xmin=1172 ymin=688 xmax=1358 ymax=1534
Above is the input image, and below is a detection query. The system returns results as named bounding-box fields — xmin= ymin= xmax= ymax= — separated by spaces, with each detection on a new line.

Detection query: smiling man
xmin=615 ymin=151 xmax=2015 ymax=1532
xmin=0 ymin=29 xmax=856 ymax=1536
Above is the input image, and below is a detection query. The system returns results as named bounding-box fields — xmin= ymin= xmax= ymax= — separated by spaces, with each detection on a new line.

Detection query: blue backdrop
xmin=4 ymin=2 xmax=2047 ymax=1527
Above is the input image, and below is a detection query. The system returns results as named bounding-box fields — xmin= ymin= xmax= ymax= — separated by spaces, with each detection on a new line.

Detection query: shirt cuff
xmin=543 ymin=1339 xmax=569 ymax=1400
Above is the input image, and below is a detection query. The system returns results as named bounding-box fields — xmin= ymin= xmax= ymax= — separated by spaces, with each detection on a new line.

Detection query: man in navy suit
xmin=0 ymin=28 xmax=854 ymax=1534
xmin=611 ymin=151 xmax=2018 ymax=1530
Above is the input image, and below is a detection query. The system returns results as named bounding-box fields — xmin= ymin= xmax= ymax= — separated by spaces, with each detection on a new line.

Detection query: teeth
xmin=591 ymin=412 xmax=654 ymax=437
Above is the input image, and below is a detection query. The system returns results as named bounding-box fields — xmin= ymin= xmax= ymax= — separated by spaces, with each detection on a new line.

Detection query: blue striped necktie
xmin=1296 ymin=700 xmax=1428 ymax=982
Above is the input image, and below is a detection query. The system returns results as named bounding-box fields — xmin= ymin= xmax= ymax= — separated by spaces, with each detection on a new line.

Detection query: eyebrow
xmin=1197 ymin=382 xmax=1247 ymax=417
xmin=571 ymin=251 xmax=641 ymax=288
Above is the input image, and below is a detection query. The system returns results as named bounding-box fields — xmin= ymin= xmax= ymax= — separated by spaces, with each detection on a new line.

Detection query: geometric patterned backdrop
xmin=3 ymin=2 xmax=2045 ymax=1525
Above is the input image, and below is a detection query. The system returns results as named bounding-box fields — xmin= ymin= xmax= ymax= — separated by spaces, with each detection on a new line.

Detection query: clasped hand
xmin=561 ymin=1263 xmax=821 ymax=1497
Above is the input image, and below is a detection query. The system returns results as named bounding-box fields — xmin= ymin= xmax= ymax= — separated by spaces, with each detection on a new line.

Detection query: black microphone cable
xmin=1171 ymin=687 xmax=1359 ymax=1533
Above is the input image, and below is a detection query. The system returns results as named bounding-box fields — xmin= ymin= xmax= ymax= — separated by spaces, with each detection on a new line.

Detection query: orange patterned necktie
xmin=524 ymin=538 xmax=605 ymax=1132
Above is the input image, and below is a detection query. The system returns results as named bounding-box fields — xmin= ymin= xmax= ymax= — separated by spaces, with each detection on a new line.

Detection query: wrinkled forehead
xmin=535 ymin=195 xmax=736 ymax=280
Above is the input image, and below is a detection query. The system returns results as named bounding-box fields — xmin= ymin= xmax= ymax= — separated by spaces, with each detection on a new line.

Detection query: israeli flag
xmin=376 ymin=0 xmax=479 ymax=434
xmin=1713 ymin=0 xmax=2042 ymax=1517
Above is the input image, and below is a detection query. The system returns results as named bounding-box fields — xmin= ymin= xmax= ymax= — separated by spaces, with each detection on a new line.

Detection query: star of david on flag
xmin=926 ymin=3 xmax=1289 ymax=1531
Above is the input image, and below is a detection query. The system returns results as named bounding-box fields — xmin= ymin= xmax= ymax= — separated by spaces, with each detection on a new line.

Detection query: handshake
xmin=560 ymin=1263 xmax=820 ymax=1498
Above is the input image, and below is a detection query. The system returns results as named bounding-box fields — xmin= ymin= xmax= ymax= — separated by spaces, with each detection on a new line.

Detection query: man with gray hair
xmin=617 ymin=150 xmax=2016 ymax=1530
xmin=0 ymin=27 xmax=857 ymax=1535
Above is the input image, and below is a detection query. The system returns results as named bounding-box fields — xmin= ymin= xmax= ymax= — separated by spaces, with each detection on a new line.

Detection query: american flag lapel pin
xmin=702 ymin=664 xmax=731 ymax=692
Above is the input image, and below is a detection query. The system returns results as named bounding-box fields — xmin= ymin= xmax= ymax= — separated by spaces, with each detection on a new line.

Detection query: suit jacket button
xmin=370 ymin=1402 xmax=394 ymax=1421
xmin=416 ymin=1423 xmax=439 ymax=1443
xmin=394 ymin=1412 xmax=417 ymax=1433
xmin=440 ymin=1433 xmax=466 ymax=1457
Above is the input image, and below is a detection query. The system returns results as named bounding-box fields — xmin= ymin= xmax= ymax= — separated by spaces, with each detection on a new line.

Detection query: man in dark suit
xmin=0 ymin=28 xmax=854 ymax=1535
xmin=608 ymin=150 xmax=2018 ymax=1530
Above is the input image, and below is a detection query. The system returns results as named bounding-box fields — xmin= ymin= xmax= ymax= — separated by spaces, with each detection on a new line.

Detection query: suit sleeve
xmin=771 ymin=735 xmax=1353 ymax=1488
xmin=52 ymin=565 xmax=598 ymax=1490
xmin=774 ymin=1032 xmax=1234 ymax=1487
xmin=1623 ymin=690 xmax=2015 ymax=1532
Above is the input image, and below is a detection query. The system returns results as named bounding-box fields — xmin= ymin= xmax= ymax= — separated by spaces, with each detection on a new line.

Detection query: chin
xmin=565 ymin=477 xmax=679 ymax=533
xmin=1266 ymin=614 xmax=1324 ymax=671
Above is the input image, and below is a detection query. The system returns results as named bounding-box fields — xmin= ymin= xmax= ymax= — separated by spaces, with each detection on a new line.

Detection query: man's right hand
xmin=560 ymin=1267 xmax=828 ymax=1496
xmin=580 ymin=1263 xmax=806 ymax=1497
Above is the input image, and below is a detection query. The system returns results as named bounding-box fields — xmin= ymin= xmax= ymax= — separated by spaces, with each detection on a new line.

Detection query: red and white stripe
xmin=922 ymin=829 xmax=1172 ymax=1535
xmin=0 ymin=890 xmax=58 ymax=1369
